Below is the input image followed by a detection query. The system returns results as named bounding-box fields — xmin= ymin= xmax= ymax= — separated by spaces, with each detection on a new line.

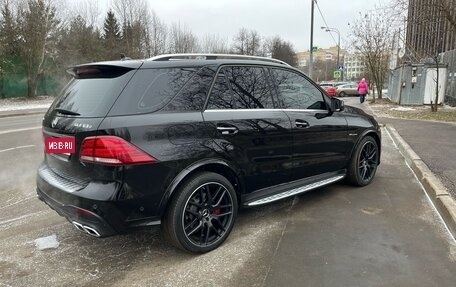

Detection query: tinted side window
xmin=207 ymin=70 xmax=235 ymax=109
xmin=164 ymin=66 xmax=216 ymax=111
xmin=272 ymin=69 xmax=326 ymax=110
xmin=109 ymin=68 xmax=196 ymax=115
xmin=207 ymin=66 xmax=274 ymax=109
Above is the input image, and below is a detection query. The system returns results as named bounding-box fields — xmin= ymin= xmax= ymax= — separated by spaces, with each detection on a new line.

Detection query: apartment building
xmin=406 ymin=0 xmax=455 ymax=56
xmin=344 ymin=53 xmax=367 ymax=80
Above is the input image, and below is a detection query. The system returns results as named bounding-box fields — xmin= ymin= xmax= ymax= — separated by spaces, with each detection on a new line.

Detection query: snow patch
xmin=0 ymin=96 xmax=53 ymax=112
xmin=0 ymin=103 xmax=51 ymax=112
xmin=390 ymin=107 xmax=416 ymax=111
xmin=34 ymin=234 xmax=60 ymax=250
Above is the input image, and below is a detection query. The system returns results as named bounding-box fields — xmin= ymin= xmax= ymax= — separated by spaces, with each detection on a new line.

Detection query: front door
xmin=269 ymin=68 xmax=350 ymax=181
xmin=203 ymin=65 xmax=293 ymax=193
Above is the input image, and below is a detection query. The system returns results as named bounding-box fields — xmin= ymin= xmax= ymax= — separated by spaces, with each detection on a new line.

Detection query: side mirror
xmin=331 ymin=98 xmax=344 ymax=112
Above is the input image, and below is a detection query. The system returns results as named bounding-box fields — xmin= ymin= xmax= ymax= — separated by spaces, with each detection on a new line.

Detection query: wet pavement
xmin=0 ymin=111 xmax=455 ymax=287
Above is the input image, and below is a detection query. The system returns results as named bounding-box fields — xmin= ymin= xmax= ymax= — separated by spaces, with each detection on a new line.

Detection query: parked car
xmin=36 ymin=54 xmax=381 ymax=253
xmin=337 ymin=83 xmax=360 ymax=97
xmin=334 ymin=82 xmax=349 ymax=87
xmin=319 ymin=83 xmax=337 ymax=97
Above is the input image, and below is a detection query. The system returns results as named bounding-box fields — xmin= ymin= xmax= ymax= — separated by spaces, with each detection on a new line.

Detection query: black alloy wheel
xmin=347 ymin=136 xmax=379 ymax=186
xmin=183 ymin=182 xmax=234 ymax=247
xmin=358 ymin=140 xmax=378 ymax=182
xmin=163 ymin=172 xmax=238 ymax=253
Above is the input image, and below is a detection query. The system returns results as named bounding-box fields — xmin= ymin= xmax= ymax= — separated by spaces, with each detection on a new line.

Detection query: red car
xmin=319 ymin=83 xmax=337 ymax=97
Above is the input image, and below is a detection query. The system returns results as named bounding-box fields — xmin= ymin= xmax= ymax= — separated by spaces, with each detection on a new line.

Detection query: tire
xmin=162 ymin=172 xmax=238 ymax=253
xmin=339 ymin=91 xmax=346 ymax=97
xmin=346 ymin=136 xmax=379 ymax=186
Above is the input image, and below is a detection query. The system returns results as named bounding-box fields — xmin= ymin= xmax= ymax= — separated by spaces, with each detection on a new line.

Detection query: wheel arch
xmin=158 ymin=159 xmax=243 ymax=217
xmin=350 ymin=130 xmax=381 ymax=165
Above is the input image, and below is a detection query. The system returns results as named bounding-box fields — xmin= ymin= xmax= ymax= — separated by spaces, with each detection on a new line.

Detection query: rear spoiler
xmin=67 ymin=61 xmax=144 ymax=79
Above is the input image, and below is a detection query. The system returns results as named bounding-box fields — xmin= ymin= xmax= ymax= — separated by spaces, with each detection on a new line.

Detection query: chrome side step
xmin=247 ymin=175 xmax=345 ymax=206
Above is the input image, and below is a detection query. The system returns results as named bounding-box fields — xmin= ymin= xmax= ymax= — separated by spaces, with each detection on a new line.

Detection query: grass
xmin=367 ymin=98 xmax=456 ymax=123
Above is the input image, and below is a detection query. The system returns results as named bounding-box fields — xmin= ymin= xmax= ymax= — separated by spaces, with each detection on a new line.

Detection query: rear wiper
xmin=54 ymin=108 xmax=81 ymax=116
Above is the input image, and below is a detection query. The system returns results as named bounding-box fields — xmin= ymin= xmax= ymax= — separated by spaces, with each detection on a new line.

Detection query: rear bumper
xmin=36 ymin=165 xmax=161 ymax=237
xmin=36 ymin=186 xmax=116 ymax=237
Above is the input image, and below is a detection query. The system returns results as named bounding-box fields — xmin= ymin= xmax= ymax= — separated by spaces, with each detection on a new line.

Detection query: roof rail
xmin=147 ymin=53 xmax=290 ymax=66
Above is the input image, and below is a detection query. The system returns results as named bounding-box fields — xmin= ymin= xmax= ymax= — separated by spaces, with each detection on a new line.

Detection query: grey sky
xmin=100 ymin=0 xmax=385 ymax=52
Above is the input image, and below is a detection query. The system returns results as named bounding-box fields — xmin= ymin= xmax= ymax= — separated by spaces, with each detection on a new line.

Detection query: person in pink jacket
xmin=357 ymin=78 xmax=369 ymax=103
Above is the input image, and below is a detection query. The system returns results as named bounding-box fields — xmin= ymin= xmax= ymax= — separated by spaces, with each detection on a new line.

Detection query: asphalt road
xmin=0 ymin=111 xmax=455 ymax=287
xmin=343 ymin=96 xmax=456 ymax=198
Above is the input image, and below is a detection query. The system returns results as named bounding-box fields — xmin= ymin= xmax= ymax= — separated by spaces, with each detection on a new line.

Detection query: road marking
xmin=0 ymin=126 xmax=41 ymax=135
xmin=0 ymin=145 xmax=36 ymax=153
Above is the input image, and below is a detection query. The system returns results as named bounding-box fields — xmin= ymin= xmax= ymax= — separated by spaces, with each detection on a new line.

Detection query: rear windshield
xmin=109 ymin=68 xmax=197 ymax=116
xmin=52 ymin=69 xmax=135 ymax=117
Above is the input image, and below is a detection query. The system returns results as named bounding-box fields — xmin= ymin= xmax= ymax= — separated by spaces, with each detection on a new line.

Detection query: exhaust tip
xmin=83 ymin=226 xmax=101 ymax=237
xmin=72 ymin=221 xmax=101 ymax=237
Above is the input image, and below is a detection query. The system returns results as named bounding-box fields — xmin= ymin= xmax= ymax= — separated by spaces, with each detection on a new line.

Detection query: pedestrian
xmin=357 ymin=78 xmax=369 ymax=103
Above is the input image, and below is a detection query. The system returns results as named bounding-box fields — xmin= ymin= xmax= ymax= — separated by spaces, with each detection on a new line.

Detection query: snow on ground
xmin=390 ymin=107 xmax=416 ymax=112
xmin=0 ymin=96 xmax=53 ymax=112
xmin=33 ymin=234 xmax=60 ymax=250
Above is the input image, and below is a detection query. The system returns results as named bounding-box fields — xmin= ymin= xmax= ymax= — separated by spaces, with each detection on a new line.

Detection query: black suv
xmin=37 ymin=54 xmax=381 ymax=253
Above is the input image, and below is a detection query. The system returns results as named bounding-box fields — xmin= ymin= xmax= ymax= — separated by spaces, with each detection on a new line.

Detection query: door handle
xmin=295 ymin=120 xmax=309 ymax=128
xmin=216 ymin=126 xmax=239 ymax=135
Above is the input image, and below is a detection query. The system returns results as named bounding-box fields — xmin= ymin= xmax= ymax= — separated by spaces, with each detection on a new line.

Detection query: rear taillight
xmin=80 ymin=136 xmax=157 ymax=166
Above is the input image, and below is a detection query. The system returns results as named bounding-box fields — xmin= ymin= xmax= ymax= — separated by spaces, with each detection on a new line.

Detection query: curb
xmin=386 ymin=125 xmax=456 ymax=239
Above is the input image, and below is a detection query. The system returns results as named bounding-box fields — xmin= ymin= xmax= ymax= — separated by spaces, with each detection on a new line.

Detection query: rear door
xmin=270 ymin=67 xmax=350 ymax=181
xmin=203 ymin=65 xmax=293 ymax=193
xmin=42 ymin=64 xmax=139 ymax=185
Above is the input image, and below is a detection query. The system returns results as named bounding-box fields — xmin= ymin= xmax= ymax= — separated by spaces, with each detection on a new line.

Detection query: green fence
xmin=0 ymin=56 xmax=63 ymax=98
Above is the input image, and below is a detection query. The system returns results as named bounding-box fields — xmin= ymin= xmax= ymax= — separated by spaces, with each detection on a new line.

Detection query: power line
xmin=314 ymin=0 xmax=338 ymax=46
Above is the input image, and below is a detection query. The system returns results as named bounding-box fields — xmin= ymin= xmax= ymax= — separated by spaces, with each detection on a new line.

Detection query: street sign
xmin=312 ymin=46 xmax=318 ymax=52
xmin=333 ymin=70 xmax=341 ymax=79
xmin=338 ymin=65 xmax=344 ymax=71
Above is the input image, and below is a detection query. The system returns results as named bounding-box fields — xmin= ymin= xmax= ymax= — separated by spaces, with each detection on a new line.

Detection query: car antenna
xmin=120 ymin=53 xmax=131 ymax=61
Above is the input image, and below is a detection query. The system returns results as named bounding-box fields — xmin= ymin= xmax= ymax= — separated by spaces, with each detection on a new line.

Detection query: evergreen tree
xmin=103 ymin=10 xmax=122 ymax=60
xmin=56 ymin=15 xmax=103 ymax=66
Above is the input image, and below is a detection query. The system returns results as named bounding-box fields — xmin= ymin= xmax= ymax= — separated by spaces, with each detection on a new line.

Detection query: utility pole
xmin=321 ymin=27 xmax=341 ymax=80
xmin=309 ymin=0 xmax=314 ymax=79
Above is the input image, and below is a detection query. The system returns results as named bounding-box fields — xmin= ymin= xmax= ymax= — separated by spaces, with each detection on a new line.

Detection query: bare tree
xmin=0 ymin=0 xmax=19 ymax=56
xmin=199 ymin=34 xmax=229 ymax=53
xmin=17 ymin=0 xmax=59 ymax=98
xmin=232 ymin=27 xmax=248 ymax=54
xmin=350 ymin=9 xmax=393 ymax=102
xmin=113 ymin=0 xmax=150 ymax=58
xmin=246 ymin=29 xmax=262 ymax=56
xmin=148 ymin=10 xmax=167 ymax=56
xmin=66 ymin=0 xmax=100 ymax=27
xmin=232 ymin=28 xmax=262 ymax=56
xmin=312 ymin=59 xmax=337 ymax=82
xmin=168 ymin=22 xmax=198 ymax=54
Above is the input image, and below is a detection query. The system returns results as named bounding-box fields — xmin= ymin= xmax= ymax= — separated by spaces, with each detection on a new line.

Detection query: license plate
xmin=45 ymin=137 xmax=76 ymax=154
